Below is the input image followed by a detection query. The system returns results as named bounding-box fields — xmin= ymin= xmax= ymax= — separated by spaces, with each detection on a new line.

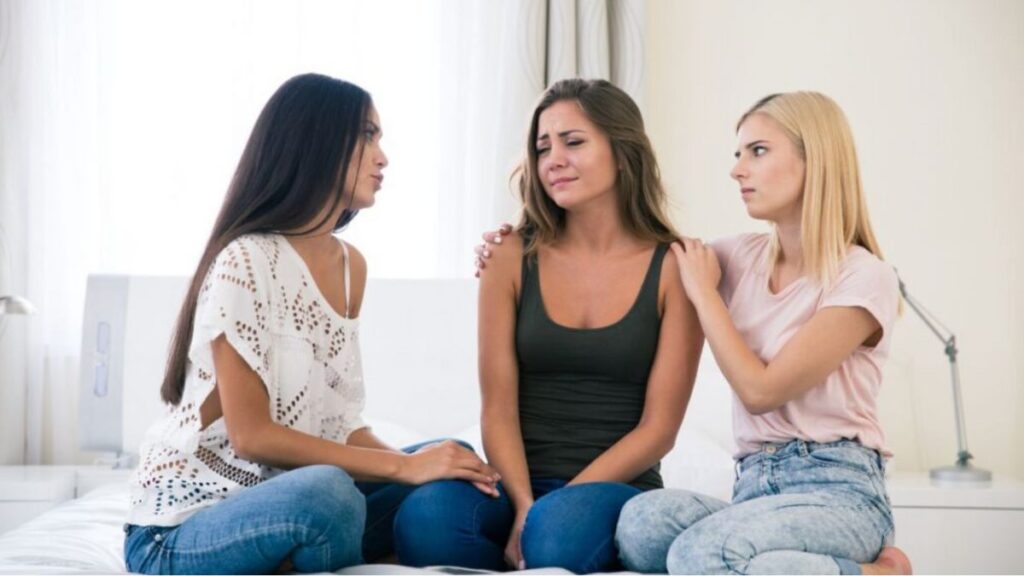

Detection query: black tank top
xmin=515 ymin=243 xmax=669 ymax=490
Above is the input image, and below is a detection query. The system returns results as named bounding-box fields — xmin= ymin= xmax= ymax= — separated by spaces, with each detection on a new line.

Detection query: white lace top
xmin=127 ymin=234 xmax=366 ymax=527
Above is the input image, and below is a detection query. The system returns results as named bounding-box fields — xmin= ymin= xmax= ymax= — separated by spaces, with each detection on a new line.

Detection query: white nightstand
xmin=887 ymin=472 xmax=1024 ymax=574
xmin=0 ymin=465 xmax=134 ymax=534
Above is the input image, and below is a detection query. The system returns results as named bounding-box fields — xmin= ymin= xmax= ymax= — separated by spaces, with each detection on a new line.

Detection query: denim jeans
xmin=124 ymin=441 xmax=440 ymax=574
xmin=616 ymin=439 xmax=894 ymax=575
xmin=394 ymin=477 xmax=642 ymax=573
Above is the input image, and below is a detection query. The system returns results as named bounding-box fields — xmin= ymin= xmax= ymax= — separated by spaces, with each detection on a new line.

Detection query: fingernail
xmin=494 ymin=236 xmax=503 ymax=244
xmin=519 ymin=560 xmax=525 ymax=570
xmin=484 ymin=250 xmax=490 ymax=257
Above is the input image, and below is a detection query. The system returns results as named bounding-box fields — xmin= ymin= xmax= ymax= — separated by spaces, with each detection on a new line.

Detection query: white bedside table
xmin=0 ymin=465 xmax=134 ymax=534
xmin=887 ymin=472 xmax=1024 ymax=574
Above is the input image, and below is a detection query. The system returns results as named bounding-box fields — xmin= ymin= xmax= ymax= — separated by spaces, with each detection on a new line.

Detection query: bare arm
xmin=672 ymin=238 xmax=881 ymax=415
xmin=212 ymin=336 xmax=500 ymax=488
xmin=478 ymin=232 xmax=533 ymax=511
xmin=478 ymin=232 xmax=535 ymax=568
xmin=571 ymin=250 xmax=703 ymax=484
xmin=346 ymin=427 xmax=399 ymax=452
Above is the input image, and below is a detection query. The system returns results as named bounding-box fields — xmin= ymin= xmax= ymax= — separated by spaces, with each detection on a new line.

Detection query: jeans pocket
xmin=124 ymin=526 xmax=172 ymax=573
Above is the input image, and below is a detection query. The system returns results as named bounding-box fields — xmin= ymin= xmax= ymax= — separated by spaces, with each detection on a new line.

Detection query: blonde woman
xmin=611 ymin=92 xmax=912 ymax=574
xmin=395 ymin=78 xmax=703 ymax=573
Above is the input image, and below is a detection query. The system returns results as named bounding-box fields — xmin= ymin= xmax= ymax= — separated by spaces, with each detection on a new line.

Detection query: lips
xmin=371 ymin=174 xmax=384 ymax=189
xmin=549 ymin=176 xmax=577 ymax=187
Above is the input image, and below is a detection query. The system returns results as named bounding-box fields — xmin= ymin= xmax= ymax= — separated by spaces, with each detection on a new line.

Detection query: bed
xmin=0 ymin=276 xmax=737 ymax=574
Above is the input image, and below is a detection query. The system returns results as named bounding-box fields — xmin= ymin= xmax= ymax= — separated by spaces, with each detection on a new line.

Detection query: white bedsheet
xmin=0 ymin=419 xmax=733 ymax=574
xmin=0 ymin=483 xmax=574 ymax=575
xmin=0 ymin=484 xmax=128 ymax=574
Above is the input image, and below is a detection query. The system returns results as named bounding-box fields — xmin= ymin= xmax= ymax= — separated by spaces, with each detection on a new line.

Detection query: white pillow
xmin=661 ymin=425 xmax=736 ymax=502
xmin=363 ymin=417 xmax=428 ymax=449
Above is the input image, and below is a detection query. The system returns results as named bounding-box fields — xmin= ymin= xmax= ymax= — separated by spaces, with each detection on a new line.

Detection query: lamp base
xmin=930 ymin=464 xmax=992 ymax=488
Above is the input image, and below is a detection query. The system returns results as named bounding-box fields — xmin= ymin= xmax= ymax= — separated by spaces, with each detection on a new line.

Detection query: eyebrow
xmin=537 ymin=129 xmax=586 ymax=142
xmin=734 ymin=139 xmax=768 ymax=155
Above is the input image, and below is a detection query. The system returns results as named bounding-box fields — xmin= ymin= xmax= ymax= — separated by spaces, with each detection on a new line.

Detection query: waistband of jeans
xmin=740 ymin=438 xmax=880 ymax=466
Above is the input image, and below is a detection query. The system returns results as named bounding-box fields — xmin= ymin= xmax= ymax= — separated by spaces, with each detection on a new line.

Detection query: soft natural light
xmin=96 ymin=0 xmax=443 ymax=277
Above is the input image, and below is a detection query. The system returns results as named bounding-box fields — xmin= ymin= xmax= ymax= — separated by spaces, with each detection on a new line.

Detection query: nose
xmin=377 ymin=146 xmax=388 ymax=169
xmin=541 ymin=142 xmax=568 ymax=172
xmin=730 ymin=156 xmax=746 ymax=182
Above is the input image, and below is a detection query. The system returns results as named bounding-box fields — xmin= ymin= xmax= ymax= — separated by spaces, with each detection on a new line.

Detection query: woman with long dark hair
xmin=123 ymin=73 xmax=499 ymax=574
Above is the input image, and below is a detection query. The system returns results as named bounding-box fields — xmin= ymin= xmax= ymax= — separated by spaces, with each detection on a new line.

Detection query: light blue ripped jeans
xmin=616 ymin=439 xmax=894 ymax=575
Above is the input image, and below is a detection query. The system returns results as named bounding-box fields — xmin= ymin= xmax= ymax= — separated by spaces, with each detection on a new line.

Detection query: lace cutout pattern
xmin=129 ymin=234 xmax=366 ymax=527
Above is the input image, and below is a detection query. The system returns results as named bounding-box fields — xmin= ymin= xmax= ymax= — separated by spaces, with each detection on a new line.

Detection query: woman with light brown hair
xmin=394 ymin=78 xmax=704 ymax=573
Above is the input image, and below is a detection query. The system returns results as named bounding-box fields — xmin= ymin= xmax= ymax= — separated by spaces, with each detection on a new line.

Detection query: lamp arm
xmin=898 ymin=279 xmax=954 ymax=347
xmin=897 ymin=274 xmax=974 ymax=465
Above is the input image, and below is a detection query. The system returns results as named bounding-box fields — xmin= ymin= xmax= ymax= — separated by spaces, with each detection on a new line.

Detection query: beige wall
xmin=646 ymin=0 xmax=1024 ymax=478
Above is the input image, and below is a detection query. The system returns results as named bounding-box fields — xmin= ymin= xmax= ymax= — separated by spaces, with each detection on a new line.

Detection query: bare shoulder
xmin=658 ymin=243 xmax=692 ymax=314
xmin=342 ymin=240 xmax=368 ymax=315
xmin=343 ymin=240 xmax=367 ymax=282
xmin=659 ymin=243 xmax=684 ymax=292
xmin=486 ymin=230 xmax=525 ymax=274
xmin=480 ymin=230 xmax=525 ymax=296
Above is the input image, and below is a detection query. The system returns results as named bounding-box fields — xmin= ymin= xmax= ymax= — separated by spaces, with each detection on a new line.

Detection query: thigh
xmin=144 ymin=466 xmax=365 ymax=574
xmin=668 ymin=492 xmax=890 ymax=575
xmin=522 ymin=482 xmax=641 ymax=573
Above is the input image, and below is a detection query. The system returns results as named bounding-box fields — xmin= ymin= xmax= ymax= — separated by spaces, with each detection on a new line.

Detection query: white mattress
xmin=0 ymin=420 xmax=733 ymax=574
xmin=0 ymin=483 xmax=573 ymax=575
xmin=0 ymin=484 xmax=129 ymax=574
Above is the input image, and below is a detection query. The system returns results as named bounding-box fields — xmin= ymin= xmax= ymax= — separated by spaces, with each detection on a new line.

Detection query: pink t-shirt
xmin=711 ymin=233 xmax=899 ymax=458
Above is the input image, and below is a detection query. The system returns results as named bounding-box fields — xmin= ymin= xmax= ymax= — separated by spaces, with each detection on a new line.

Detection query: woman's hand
xmin=670 ymin=237 xmax=722 ymax=307
xmin=398 ymin=440 xmax=501 ymax=496
xmin=474 ymin=223 xmax=513 ymax=277
xmin=504 ymin=508 xmax=530 ymax=570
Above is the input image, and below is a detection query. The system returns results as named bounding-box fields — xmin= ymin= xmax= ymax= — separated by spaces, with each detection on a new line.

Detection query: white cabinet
xmin=0 ymin=466 xmax=133 ymax=534
xmin=888 ymin=472 xmax=1024 ymax=574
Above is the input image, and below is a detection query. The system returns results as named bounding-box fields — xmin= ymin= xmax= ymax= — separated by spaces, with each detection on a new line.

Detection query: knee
xmin=451 ymin=438 xmax=474 ymax=451
xmin=522 ymin=486 xmax=631 ymax=573
xmin=521 ymin=511 xmax=579 ymax=571
xmin=417 ymin=438 xmax=475 ymax=452
xmin=394 ymin=480 xmax=472 ymax=564
xmin=666 ymin=525 xmax=737 ymax=575
xmin=395 ymin=480 xmax=466 ymax=528
xmin=616 ymin=491 xmax=669 ymax=571
xmin=289 ymin=466 xmax=365 ymax=530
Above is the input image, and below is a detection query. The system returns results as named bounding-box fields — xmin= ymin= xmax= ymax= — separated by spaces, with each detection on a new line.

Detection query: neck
xmin=774 ymin=217 xmax=803 ymax=271
xmin=561 ymin=194 xmax=631 ymax=253
xmin=286 ymin=230 xmax=340 ymax=262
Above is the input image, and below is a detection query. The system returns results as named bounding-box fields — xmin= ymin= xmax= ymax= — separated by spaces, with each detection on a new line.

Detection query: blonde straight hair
xmin=738 ymin=92 xmax=886 ymax=287
xmin=512 ymin=78 xmax=678 ymax=256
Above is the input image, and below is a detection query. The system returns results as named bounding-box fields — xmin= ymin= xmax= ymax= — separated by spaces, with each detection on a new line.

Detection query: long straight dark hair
xmin=160 ymin=73 xmax=372 ymax=405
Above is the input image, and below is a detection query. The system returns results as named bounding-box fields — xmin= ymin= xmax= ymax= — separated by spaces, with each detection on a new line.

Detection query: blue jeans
xmin=124 ymin=441 xmax=439 ymax=574
xmin=394 ymin=477 xmax=642 ymax=573
xmin=616 ymin=439 xmax=894 ymax=575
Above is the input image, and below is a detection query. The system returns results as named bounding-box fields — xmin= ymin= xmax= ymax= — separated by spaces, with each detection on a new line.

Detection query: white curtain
xmin=0 ymin=0 xmax=646 ymax=465
xmin=436 ymin=0 xmax=646 ymax=275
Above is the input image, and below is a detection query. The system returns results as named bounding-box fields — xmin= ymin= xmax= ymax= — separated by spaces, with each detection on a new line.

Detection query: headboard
xmin=77 ymin=275 xmax=482 ymax=457
xmin=77 ymin=273 xmax=736 ymax=499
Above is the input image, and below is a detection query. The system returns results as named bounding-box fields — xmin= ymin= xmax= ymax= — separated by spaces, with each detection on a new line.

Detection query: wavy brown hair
xmin=512 ymin=78 xmax=678 ymax=255
xmin=160 ymin=73 xmax=372 ymax=405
